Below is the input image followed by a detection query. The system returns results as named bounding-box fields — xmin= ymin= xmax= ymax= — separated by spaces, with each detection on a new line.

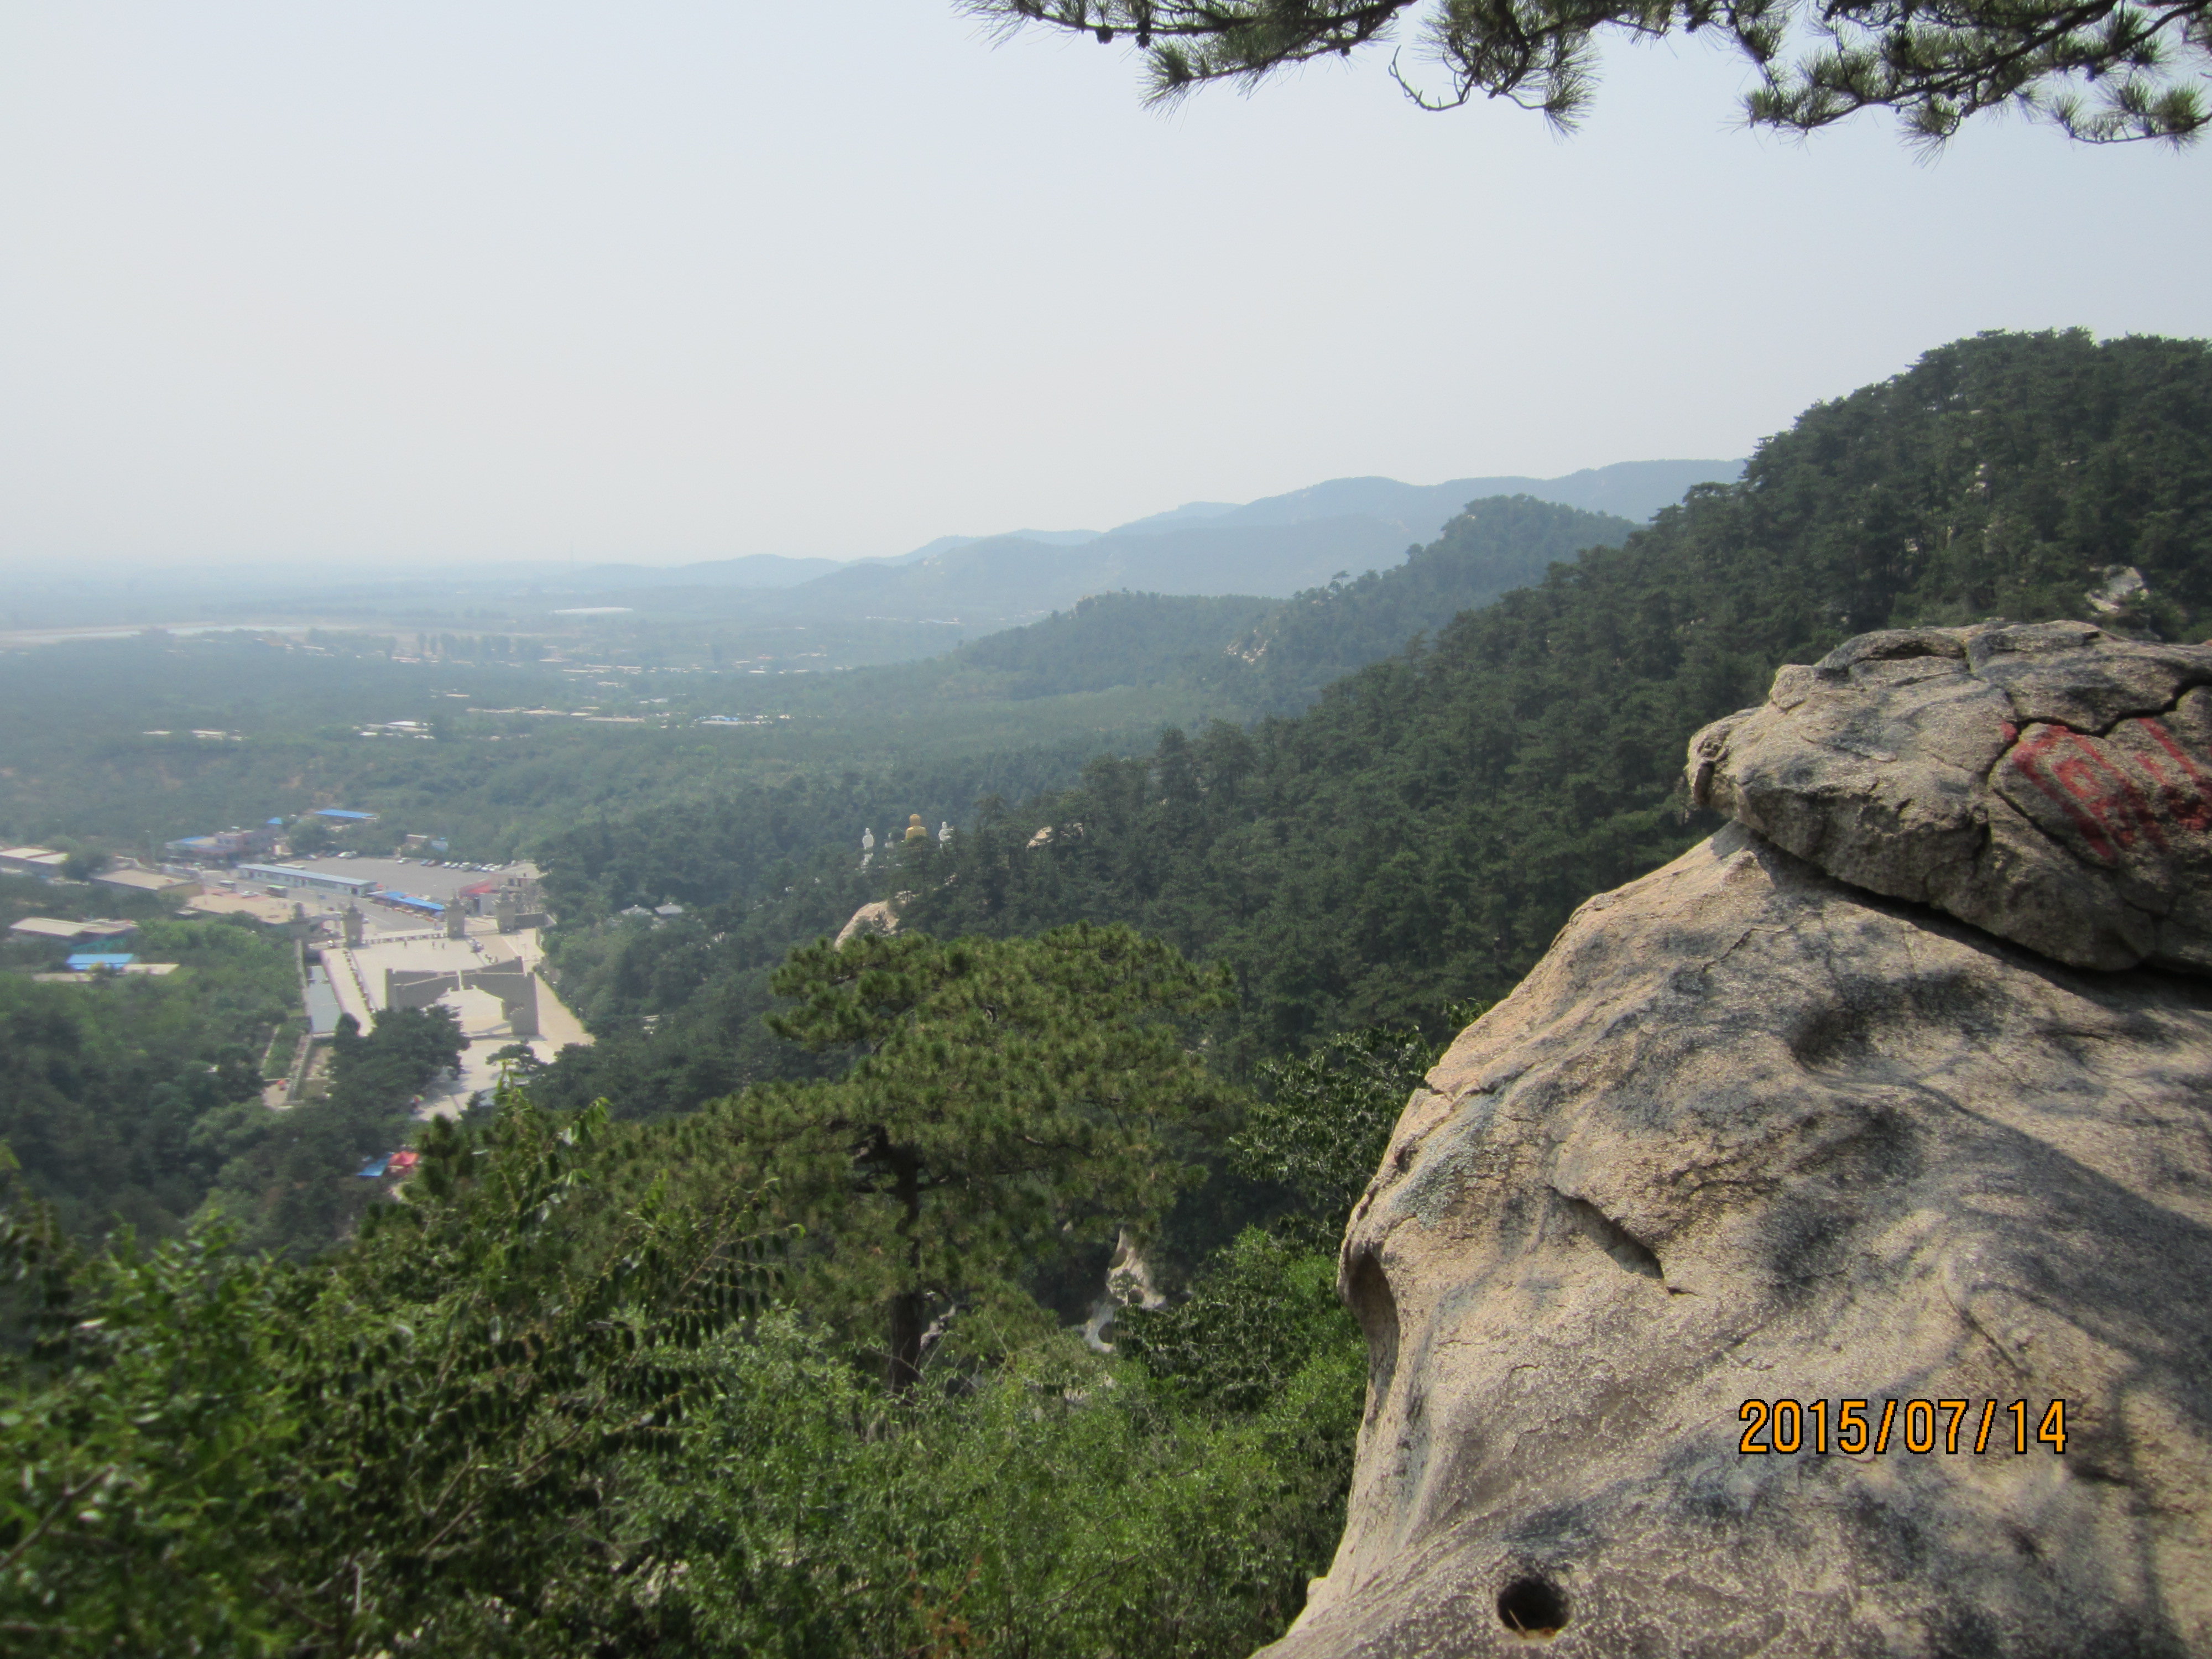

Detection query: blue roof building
xmin=314 ymin=809 xmax=377 ymax=822
xmin=65 ymin=953 xmax=135 ymax=972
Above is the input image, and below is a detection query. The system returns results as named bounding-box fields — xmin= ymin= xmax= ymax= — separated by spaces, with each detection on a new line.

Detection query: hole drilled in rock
xmin=1496 ymin=1574 xmax=1568 ymax=1638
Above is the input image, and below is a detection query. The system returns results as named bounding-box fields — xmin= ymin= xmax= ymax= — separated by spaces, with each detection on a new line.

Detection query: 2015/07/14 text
xmin=1738 ymin=1399 xmax=2068 ymax=1456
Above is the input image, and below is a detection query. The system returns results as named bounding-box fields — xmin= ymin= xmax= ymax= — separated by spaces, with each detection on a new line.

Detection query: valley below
xmin=4 ymin=332 xmax=2209 ymax=1657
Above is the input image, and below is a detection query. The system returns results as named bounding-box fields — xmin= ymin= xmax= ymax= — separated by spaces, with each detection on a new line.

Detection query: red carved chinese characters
xmin=2004 ymin=717 xmax=2212 ymax=862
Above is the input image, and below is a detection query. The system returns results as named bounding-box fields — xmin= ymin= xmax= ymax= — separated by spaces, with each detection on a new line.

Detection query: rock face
xmin=833 ymin=899 xmax=901 ymax=947
xmin=1260 ymin=825 xmax=2212 ymax=1655
xmin=1686 ymin=622 xmax=2212 ymax=973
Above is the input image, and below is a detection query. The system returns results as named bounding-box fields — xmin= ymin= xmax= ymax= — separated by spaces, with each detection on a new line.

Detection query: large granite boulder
xmin=1686 ymin=622 xmax=2212 ymax=973
xmin=1259 ymin=822 xmax=2212 ymax=1658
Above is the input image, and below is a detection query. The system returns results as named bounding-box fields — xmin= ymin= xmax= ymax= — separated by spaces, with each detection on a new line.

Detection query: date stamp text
xmin=1737 ymin=1398 xmax=2068 ymax=1456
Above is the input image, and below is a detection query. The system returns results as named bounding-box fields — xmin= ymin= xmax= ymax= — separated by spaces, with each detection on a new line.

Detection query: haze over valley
xmin=3 ymin=1 xmax=2209 ymax=1653
xmin=3 ymin=458 xmax=1737 ymax=650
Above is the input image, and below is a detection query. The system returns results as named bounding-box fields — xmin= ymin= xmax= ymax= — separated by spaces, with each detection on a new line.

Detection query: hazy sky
xmin=2 ymin=2 xmax=2206 ymax=570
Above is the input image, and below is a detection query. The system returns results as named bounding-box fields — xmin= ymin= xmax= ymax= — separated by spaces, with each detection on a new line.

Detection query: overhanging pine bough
xmin=969 ymin=0 xmax=2211 ymax=143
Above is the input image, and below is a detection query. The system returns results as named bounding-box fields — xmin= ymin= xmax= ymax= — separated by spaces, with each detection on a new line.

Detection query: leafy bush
xmin=1 ymin=1089 xmax=1362 ymax=1658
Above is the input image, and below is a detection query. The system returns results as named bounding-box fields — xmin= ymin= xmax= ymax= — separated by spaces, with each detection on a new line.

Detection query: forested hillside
xmin=7 ymin=328 xmax=2208 ymax=1658
xmin=900 ymin=330 xmax=2212 ymax=1056
xmin=0 ymin=904 xmax=472 ymax=1254
xmin=1 ymin=919 xmax=1416 ymax=1655
xmin=0 ymin=498 xmax=1628 ymax=885
xmin=0 ymin=919 xmax=296 ymax=1237
xmin=534 ymin=499 xmax=1635 ymax=915
xmin=526 ymin=331 xmax=2212 ymax=1117
xmin=938 ymin=592 xmax=1275 ymax=697
xmin=1220 ymin=495 xmax=1636 ymax=713
xmin=526 ymin=499 xmax=1634 ymax=1119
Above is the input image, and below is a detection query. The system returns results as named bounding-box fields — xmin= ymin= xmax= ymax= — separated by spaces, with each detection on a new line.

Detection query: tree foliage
xmin=973 ymin=0 xmax=2212 ymax=143
xmin=0 ymin=1079 xmax=1364 ymax=1658
xmin=1232 ymin=1022 xmax=1440 ymax=1247
xmin=739 ymin=925 xmax=1241 ymax=1385
xmin=1114 ymin=1226 xmax=1359 ymax=1414
xmin=0 ymin=1093 xmax=783 ymax=1656
xmin=8 ymin=328 xmax=2209 ymax=1655
xmin=524 ymin=499 xmax=1630 ymax=1125
xmin=0 ymin=919 xmax=296 ymax=1240
xmin=197 ymin=1003 xmax=469 ymax=1260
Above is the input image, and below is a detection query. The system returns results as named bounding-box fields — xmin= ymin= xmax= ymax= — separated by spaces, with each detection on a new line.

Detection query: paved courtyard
xmin=321 ymin=920 xmax=593 ymax=1118
xmin=185 ymin=855 xmax=587 ymax=1121
xmin=286 ymin=873 xmax=592 ymax=1119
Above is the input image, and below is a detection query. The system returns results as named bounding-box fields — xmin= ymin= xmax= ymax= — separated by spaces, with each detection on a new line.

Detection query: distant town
xmin=4 ymin=807 xmax=589 ymax=1123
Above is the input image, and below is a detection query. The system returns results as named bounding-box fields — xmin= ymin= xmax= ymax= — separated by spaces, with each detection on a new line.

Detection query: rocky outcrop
xmin=1262 ymin=628 xmax=2212 ymax=1658
xmin=1687 ymin=622 xmax=2212 ymax=973
xmin=1083 ymin=1228 xmax=1168 ymax=1353
xmin=833 ymin=900 xmax=900 ymax=947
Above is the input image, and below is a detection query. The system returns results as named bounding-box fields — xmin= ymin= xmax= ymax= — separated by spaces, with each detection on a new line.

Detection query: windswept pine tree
xmin=736 ymin=924 xmax=1240 ymax=1386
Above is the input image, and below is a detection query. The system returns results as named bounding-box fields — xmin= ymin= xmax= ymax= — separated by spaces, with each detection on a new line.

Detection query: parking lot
xmin=195 ymin=857 xmax=541 ymax=940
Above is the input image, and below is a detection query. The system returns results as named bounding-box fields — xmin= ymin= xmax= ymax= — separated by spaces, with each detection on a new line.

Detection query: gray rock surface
xmin=833 ymin=899 xmax=901 ymax=946
xmin=1686 ymin=622 xmax=2212 ymax=972
xmin=1259 ymin=825 xmax=2212 ymax=1659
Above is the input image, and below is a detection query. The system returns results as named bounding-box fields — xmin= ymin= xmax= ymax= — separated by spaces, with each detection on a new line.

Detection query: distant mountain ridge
xmin=893 ymin=495 xmax=1642 ymax=714
xmin=502 ymin=460 xmax=1739 ymax=613
xmin=1181 ymin=460 xmax=1740 ymax=536
xmin=899 ymin=330 xmax=2212 ymax=1058
xmin=555 ymin=460 xmax=1743 ymax=628
xmin=0 ymin=460 xmax=1737 ymax=637
xmin=893 ymin=458 xmax=1738 ymax=566
xmin=784 ymin=516 xmax=1423 ymax=624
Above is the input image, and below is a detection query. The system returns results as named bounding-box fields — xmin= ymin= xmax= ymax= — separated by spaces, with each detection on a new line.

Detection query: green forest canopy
xmin=521 ymin=498 xmax=1634 ymax=1121
xmin=750 ymin=926 xmax=1240 ymax=1386
xmin=900 ymin=328 xmax=2212 ymax=1056
xmin=0 ymin=989 xmax=1378 ymax=1657
xmin=4 ymin=326 xmax=2210 ymax=1658
xmin=521 ymin=328 xmax=2212 ymax=1125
